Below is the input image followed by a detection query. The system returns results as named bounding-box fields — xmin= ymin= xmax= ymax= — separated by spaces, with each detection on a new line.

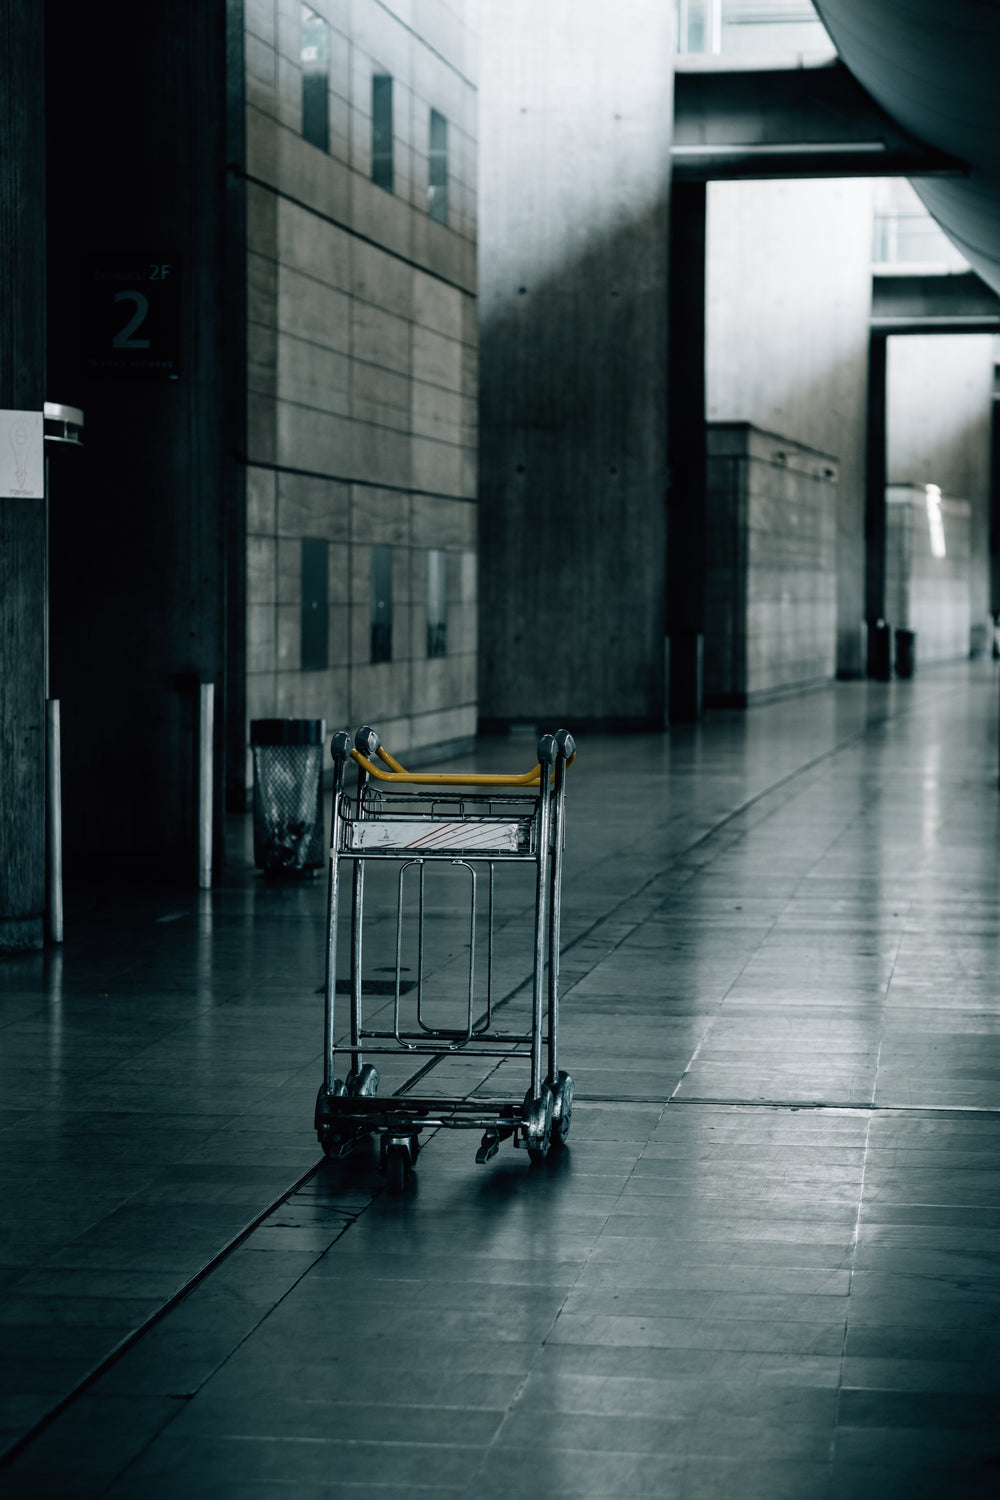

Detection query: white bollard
xmin=46 ymin=699 xmax=63 ymax=945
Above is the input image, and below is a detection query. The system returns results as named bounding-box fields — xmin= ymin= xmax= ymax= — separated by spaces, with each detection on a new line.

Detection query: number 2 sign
xmin=85 ymin=258 xmax=181 ymax=378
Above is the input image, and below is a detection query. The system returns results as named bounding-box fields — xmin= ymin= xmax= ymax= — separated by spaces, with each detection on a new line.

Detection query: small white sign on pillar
xmin=1 ymin=410 xmax=45 ymax=498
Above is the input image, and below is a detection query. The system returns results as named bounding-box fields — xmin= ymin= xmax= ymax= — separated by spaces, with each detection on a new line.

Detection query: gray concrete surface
xmin=2 ymin=663 xmax=1000 ymax=1494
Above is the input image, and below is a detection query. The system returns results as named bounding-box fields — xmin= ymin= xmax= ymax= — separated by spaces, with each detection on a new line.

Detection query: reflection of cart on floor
xmin=315 ymin=725 xmax=576 ymax=1190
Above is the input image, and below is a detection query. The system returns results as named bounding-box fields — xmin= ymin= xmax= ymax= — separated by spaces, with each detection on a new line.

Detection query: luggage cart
xmin=315 ymin=724 xmax=576 ymax=1190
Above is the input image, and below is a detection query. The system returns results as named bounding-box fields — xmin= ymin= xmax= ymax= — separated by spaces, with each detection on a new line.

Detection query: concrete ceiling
xmin=814 ymin=0 xmax=1000 ymax=294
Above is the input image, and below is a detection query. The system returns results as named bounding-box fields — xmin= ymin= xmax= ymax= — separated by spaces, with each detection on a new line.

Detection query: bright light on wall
xmin=925 ymin=483 xmax=946 ymax=559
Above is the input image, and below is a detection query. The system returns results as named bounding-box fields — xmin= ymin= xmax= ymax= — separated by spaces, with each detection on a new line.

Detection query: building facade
xmin=242 ymin=0 xmax=479 ymax=782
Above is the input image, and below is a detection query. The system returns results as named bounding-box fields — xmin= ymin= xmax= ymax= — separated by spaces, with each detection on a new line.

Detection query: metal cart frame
xmin=314 ymin=725 xmax=576 ymax=1189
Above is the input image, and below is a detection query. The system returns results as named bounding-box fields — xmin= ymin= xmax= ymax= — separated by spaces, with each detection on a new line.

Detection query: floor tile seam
xmin=88 ymin=1208 xmax=388 ymax=1498
xmin=866 ymin=897 xmax=911 ymax=1109
xmin=581 ymin=1096 xmax=1000 ymax=1130
xmin=666 ymin=871 xmax=806 ymax=1110
xmin=556 ymin=696 xmax=930 ymax=1012
xmin=558 ymin=733 xmax=874 ymax=985
xmin=77 ymin=1182 xmax=403 ymax=1497
xmin=460 ymin=1093 xmax=672 ymax=1499
xmin=0 ymin=1151 xmax=343 ymax=1481
xmin=13 ymin=1012 xmax=223 ymax=1100
xmin=833 ymin=1097 xmax=876 ymax=1457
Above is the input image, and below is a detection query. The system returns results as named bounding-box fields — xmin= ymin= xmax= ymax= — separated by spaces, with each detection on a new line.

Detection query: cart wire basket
xmin=314 ymin=724 xmax=576 ymax=1191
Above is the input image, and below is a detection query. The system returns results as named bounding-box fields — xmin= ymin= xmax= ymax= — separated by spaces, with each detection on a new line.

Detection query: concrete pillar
xmin=0 ymin=0 xmax=46 ymax=950
xmin=478 ymin=2 xmax=673 ymax=729
xmin=44 ymin=2 xmax=231 ymax=876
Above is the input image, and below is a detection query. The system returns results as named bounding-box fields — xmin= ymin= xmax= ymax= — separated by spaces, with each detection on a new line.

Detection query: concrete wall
xmin=887 ymin=333 xmax=994 ymax=648
xmin=705 ymin=424 xmax=838 ymax=705
xmin=706 ymin=177 xmax=873 ymax=679
xmin=243 ymin=0 xmax=478 ymax=776
xmin=885 ymin=484 xmax=972 ymax=664
xmin=477 ymin=1 xmax=673 ymax=729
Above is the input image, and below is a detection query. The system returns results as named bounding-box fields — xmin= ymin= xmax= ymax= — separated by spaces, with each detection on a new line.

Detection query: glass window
xmin=372 ymin=75 xmax=393 ymax=191
xmin=301 ymin=539 xmax=329 ymax=671
xmin=428 ymin=110 xmax=448 ymax=225
xmin=676 ymin=0 xmax=828 ymax=56
xmin=300 ymin=6 xmax=330 ymax=152
xmin=370 ymin=545 xmax=392 ymax=663
xmin=426 ymin=550 xmax=447 ymax=657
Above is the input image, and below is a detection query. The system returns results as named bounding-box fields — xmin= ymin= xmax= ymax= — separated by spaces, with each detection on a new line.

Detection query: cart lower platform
xmin=315 ymin=1069 xmax=575 ymax=1190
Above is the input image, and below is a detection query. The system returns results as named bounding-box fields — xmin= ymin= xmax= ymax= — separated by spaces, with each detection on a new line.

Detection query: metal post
xmin=46 ymin=699 xmax=63 ymax=945
xmin=198 ymin=682 xmax=214 ymax=889
xmin=547 ymin=755 xmax=567 ymax=1086
xmin=44 ymin=452 xmax=50 ymax=700
xmin=324 ymin=735 xmax=351 ymax=1093
xmin=531 ymin=736 xmax=556 ymax=1101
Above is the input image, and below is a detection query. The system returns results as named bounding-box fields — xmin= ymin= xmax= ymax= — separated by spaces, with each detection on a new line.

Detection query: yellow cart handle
xmin=340 ymin=725 xmax=575 ymax=786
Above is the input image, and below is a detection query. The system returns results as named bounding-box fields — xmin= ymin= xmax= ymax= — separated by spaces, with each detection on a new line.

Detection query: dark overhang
xmin=870 ymin=270 xmax=1000 ymax=335
xmin=673 ymin=58 xmax=965 ymax=182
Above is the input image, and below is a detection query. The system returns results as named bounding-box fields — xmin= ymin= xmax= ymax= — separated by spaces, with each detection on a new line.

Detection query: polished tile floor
xmin=3 ymin=665 xmax=1000 ymax=1496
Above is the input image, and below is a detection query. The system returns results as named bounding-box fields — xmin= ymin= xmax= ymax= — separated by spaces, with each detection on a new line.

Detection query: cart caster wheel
xmin=551 ymin=1071 xmax=574 ymax=1147
xmin=476 ymin=1130 xmax=500 ymax=1164
xmin=384 ymin=1143 xmax=409 ymax=1194
xmin=523 ymin=1085 xmax=554 ymax=1165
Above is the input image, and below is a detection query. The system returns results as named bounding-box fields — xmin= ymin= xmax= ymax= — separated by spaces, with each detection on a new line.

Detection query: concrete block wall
xmin=706 ymin=178 xmax=873 ymax=680
xmin=885 ymin=485 xmax=972 ymax=665
xmin=705 ymin=424 xmax=838 ymax=705
xmin=243 ymin=0 xmax=477 ymax=783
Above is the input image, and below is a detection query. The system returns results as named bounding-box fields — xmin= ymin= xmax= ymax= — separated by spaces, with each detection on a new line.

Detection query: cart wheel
xmin=551 ymin=1071 xmax=574 ymax=1147
xmin=524 ymin=1085 xmax=554 ymax=1165
xmin=385 ymin=1144 xmax=408 ymax=1194
xmin=409 ymin=1133 xmax=421 ymax=1161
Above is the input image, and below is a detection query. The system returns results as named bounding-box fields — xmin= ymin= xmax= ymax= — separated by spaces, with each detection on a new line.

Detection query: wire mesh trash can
xmin=250 ymin=719 xmax=326 ymax=876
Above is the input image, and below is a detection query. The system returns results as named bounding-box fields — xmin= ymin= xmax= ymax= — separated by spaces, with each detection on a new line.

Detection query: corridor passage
xmin=2 ymin=665 xmax=1000 ymax=1497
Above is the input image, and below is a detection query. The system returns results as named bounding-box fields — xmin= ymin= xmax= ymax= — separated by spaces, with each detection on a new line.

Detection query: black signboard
xmin=85 ymin=257 xmax=181 ymax=378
